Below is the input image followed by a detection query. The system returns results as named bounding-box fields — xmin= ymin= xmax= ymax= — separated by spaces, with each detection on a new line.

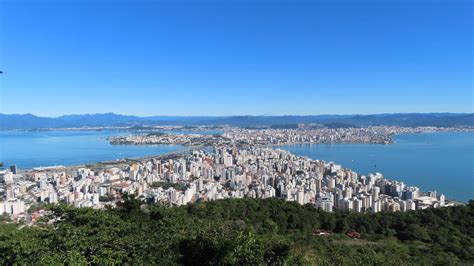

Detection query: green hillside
xmin=1 ymin=196 xmax=473 ymax=265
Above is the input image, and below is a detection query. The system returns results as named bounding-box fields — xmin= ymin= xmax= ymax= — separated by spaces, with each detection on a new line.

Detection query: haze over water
xmin=279 ymin=132 xmax=474 ymax=202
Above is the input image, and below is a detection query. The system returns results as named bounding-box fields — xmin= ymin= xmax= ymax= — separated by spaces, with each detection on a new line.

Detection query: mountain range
xmin=0 ymin=113 xmax=473 ymax=130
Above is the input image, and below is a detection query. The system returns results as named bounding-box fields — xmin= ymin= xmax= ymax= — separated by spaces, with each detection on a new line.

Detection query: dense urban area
xmin=1 ymin=125 xmax=473 ymax=264
xmin=1 ymin=145 xmax=455 ymax=222
xmin=2 ymin=125 xmax=471 ymax=222
xmin=108 ymin=125 xmax=473 ymax=146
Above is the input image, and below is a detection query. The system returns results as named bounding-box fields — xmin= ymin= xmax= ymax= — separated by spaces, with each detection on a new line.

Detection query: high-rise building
xmin=315 ymin=193 xmax=333 ymax=212
xmin=389 ymin=202 xmax=401 ymax=212
xmin=223 ymin=152 xmax=233 ymax=167
xmin=10 ymin=165 xmax=17 ymax=174
xmin=372 ymin=186 xmax=380 ymax=200
xmin=439 ymin=194 xmax=446 ymax=206
xmin=296 ymin=189 xmax=305 ymax=205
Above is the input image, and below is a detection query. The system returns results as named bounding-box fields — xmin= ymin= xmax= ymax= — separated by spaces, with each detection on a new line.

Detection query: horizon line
xmin=1 ymin=111 xmax=472 ymax=119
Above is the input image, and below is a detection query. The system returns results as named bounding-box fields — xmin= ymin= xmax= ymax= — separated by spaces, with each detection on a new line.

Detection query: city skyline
xmin=1 ymin=0 xmax=472 ymax=116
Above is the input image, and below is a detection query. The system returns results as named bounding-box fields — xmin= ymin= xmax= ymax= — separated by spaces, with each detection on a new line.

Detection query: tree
xmin=398 ymin=224 xmax=432 ymax=242
xmin=0 ymin=212 xmax=11 ymax=222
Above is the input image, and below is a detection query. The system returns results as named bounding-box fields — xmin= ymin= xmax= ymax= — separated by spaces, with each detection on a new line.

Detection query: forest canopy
xmin=0 ymin=196 xmax=473 ymax=265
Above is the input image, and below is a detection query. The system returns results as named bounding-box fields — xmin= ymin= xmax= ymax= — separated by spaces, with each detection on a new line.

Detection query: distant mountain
xmin=0 ymin=113 xmax=472 ymax=130
xmin=196 ymin=113 xmax=474 ymax=127
xmin=0 ymin=113 xmax=59 ymax=129
xmin=0 ymin=113 xmax=221 ymax=129
xmin=57 ymin=113 xmax=140 ymax=127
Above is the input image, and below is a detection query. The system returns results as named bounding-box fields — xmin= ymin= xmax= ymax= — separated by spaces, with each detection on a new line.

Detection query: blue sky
xmin=0 ymin=0 xmax=472 ymax=116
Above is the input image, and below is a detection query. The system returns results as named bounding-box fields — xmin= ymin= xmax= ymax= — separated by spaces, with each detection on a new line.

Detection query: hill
xmin=1 ymin=113 xmax=473 ymax=130
xmin=1 ymin=197 xmax=473 ymax=264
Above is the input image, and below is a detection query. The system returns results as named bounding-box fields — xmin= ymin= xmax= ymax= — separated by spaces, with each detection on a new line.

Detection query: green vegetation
xmin=99 ymin=193 xmax=115 ymax=202
xmin=146 ymin=131 xmax=166 ymax=137
xmin=323 ymin=122 xmax=358 ymax=129
xmin=0 ymin=213 xmax=11 ymax=223
xmin=0 ymin=197 xmax=472 ymax=264
xmin=27 ymin=203 xmax=46 ymax=214
xmin=151 ymin=181 xmax=188 ymax=191
xmin=270 ymin=124 xmax=299 ymax=129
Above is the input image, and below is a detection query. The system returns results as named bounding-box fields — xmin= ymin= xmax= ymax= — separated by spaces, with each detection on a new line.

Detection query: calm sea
xmin=1 ymin=130 xmax=472 ymax=201
xmin=0 ymin=130 xmax=189 ymax=169
xmin=278 ymin=132 xmax=474 ymax=202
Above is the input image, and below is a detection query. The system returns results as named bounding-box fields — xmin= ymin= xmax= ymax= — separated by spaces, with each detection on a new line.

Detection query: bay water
xmin=0 ymin=130 xmax=472 ymax=201
xmin=278 ymin=132 xmax=473 ymax=202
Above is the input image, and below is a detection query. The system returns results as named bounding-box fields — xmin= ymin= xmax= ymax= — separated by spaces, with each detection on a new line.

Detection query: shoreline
xmin=2 ymin=131 xmax=473 ymax=203
xmin=4 ymin=130 xmax=474 ymax=171
xmin=1 ymin=132 xmax=471 ymax=222
xmin=7 ymin=144 xmax=469 ymax=204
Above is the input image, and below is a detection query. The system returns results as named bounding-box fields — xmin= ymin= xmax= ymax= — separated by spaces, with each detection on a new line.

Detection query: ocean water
xmin=278 ymin=132 xmax=474 ymax=202
xmin=0 ymin=130 xmax=188 ymax=169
